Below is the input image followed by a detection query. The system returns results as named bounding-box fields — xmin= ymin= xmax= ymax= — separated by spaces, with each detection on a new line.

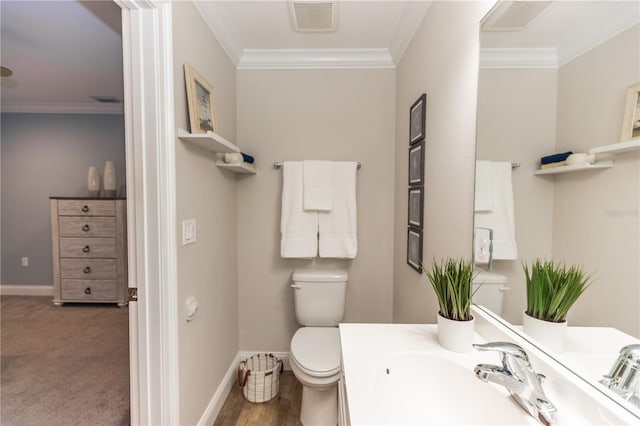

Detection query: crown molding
xmin=558 ymin=15 xmax=639 ymax=66
xmin=192 ymin=1 xmax=242 ymax=67
xmin=1 ymin=102 xmax=124 ymax=114
xmin=388 ymin=1 xmax=432 ymax=65
xmin=480 ymin=48 xmax=557 ymax=69
xmin=238 ymin=48 xmax=395 ymax=70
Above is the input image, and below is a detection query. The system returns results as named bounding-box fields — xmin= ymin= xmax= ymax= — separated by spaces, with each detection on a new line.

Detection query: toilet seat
xmin=290 ymin=327 xmax=341 ymax=378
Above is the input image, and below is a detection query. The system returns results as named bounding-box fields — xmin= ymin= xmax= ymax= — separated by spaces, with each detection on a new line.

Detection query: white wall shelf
xmin=177 ymin=128 xmax=240 ymax=153
xmin=533 ymin=161 xmax=613 ymax=176
xmin=215 ymin=160 xmax=256 ymax=174
xmin=589 ymin=139 xmax=640 ymax=155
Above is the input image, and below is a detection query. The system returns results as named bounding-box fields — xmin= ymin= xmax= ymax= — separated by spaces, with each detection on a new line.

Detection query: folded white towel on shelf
xmin=281 ymin=162 xmax=318 ymax=258
xmin=474 ymin=161 xmax=518 ymax=260
xmin=303 ymin=160 xmax=333 ymax=211
xmin=319 ymin=161 xmax=358 ymax=259
xmin=474 ymin=160 xmax=494 ymax=212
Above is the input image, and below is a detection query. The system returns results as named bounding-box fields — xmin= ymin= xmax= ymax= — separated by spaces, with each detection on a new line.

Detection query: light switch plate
xmin=182 ymin=219 xmax=196 ymax=245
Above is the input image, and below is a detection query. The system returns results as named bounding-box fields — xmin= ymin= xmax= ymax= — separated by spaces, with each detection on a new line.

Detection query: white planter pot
xmin=437 ymin=312 xmax=475 ymax=353
xmin=87 ymin=166 xmax=100 ymax=198
xmin=522 ymin=311 xmax=567 ymax=353
xmin=103 ymin=161 xmax=117 ymax=198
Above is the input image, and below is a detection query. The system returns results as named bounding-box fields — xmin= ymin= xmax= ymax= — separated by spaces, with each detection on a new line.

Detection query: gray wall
xmin=1 ymin=113 xmax=125 ymax=285
xmin=393 ymin=1 xmax=494 ymax=323
xmin=236 ymin=69 xmax=396 ymax=352
xmin=171 ymin=2 xmax=239 ymax=423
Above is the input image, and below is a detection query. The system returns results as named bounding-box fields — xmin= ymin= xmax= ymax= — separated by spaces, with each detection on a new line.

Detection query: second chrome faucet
xmin=473 ymin=342 xmax=557 ymax=426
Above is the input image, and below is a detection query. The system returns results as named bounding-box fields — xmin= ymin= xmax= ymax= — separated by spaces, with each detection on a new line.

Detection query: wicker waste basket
xmin=237 ymin=353 xmax=283 ymax=403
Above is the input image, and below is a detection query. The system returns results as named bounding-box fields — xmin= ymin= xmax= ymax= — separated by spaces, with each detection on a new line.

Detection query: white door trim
xmin=118 ymin=1 xmax=179 ymax=424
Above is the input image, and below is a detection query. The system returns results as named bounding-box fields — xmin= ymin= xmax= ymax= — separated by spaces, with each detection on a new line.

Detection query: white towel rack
xmin=273 ymin=161 xmax=361 ymax=169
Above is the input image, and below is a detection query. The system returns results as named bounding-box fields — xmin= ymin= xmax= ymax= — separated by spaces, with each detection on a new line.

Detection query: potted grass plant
xmin=522 ymin=259 xmax=594 ymax=352
xmin=422 ymin=258 xmax=476 ymax=352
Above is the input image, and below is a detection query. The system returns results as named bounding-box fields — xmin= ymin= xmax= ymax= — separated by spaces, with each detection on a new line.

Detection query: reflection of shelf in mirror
xmin=177 ymin=128 xmax=240 ymax=153
xmin=533 ymin=161 xmax=613 ymax=175
xmin=589 ymin=139 xmax=640 ymax=155
xmin=215 ymin=160 xmax=256 ymax=174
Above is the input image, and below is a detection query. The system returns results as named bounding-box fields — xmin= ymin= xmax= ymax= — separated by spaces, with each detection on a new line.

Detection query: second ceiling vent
xmin=289 ymin=1 xmax=338 ymax=32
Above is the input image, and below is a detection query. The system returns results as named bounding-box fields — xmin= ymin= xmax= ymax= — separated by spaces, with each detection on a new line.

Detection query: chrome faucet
xmin=473 ymin=342 xmax=557 ymax=426
xmin=600 ymin=344 xmax=640 ymax=408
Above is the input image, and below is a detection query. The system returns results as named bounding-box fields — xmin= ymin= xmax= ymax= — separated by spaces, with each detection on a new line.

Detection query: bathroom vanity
xmin=338 ymin=308 xmax=640 ymax=425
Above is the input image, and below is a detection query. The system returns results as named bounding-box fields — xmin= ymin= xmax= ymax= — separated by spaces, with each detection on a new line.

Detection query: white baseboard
xmin=1 ymin=285 xmax=53 ymax=296
xmin=197 ymin=350 xmax=291 ymax=425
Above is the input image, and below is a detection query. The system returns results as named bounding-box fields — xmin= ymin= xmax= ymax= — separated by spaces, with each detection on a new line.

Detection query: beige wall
xmin=393 ymin=1 xmax=494 ymax=323
xmin=172 ymin=2 xmax=239 ymax=423
xmin=476 ymin=69 xmax=557 ymax=323
xmin=553 ymin=25 xmax=640 ymax=337
xmin=236 ymin=69 xmax=396 ymax=351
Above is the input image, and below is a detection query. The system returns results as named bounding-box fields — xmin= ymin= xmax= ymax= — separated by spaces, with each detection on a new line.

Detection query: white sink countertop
xmin=340 ymin=321 xmax=640 ymax=425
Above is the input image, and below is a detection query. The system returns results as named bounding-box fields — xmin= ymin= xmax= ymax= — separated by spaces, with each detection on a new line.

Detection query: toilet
xmin=290 ymin=269 xmax=347 ymax=426
xmin=472 ymin=270 xmax=508 ymax=315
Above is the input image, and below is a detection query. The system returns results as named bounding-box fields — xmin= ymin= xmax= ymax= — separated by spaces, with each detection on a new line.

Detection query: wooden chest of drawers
xmin=50 ymin=198 xmax=128 ymax=307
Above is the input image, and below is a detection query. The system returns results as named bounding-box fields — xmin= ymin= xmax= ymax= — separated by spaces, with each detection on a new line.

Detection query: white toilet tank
xmin=472 ymin=270 xmax=508 ymax=316
xmin=292 ymin=269 xmax=348 ymax=326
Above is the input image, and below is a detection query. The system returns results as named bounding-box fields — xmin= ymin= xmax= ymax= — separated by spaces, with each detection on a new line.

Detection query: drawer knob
xmin=82 ymin=224 xmax=90 ymax=232
xmin=83 ymin=266 xmax=92 ymax=274
xmin=84 ymin=287 xmax=92 ymax=295
xmin=82 ymin=205 xmax=90 ymax=213
xmin=82 ymin=245 xmax=91 ymax=253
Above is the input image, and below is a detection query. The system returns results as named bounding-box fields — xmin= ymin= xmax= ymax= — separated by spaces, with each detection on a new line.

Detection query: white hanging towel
xmin=474 ymin=160 xmax=494 ymax=212
xmin=319 ymin=161 xmax=358 ymax=258
xmin=474 ymin=161 xmax=518 ymax=260
xmin=281 ymin=162 xmax=318 ymax=258
xmin=303 ymin=160 xmax=333 ymax=211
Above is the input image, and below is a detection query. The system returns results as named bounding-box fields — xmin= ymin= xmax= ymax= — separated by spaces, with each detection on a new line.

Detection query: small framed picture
xmin=184 ymin=63 xmax=217 ymax=134
xmin=409 ymin=93 xmax=426 ymax=144
xmin=408 ymin=140 xmax=425 ymax=186
xmin=408 ymin=187 xmax=424 ymax=229
xmin=407 ymin=227 xmax=423 ymax=273
xmin=621 ymin=81 xmax=640 ymax=141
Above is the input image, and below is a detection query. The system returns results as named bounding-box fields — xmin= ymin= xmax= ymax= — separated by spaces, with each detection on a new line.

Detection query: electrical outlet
xmin=21 ymin=257 xmax=29 ymax=267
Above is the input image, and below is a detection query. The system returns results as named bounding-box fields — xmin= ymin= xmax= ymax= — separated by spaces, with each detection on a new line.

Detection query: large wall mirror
xmin=475 ymin=0 xmax=640 ymax=408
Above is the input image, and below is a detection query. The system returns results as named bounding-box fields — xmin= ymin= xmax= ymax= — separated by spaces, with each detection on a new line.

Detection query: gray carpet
xmin=1 ymin=296 xmax=130 ymax=426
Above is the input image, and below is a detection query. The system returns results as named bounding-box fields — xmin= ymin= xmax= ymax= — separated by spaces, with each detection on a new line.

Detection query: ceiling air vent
xmin=481 ymin=1 xmax=553 ymax=31
xmin=289 ymin=1 xmax=338 ymax=33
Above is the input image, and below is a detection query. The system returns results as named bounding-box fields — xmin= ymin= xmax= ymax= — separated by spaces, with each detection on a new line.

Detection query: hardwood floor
xmin=214 ymin=371 xmax=303 ymax=426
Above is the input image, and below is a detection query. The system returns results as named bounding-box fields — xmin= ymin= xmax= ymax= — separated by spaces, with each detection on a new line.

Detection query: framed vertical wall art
xmin=406 ymin=228 xmax=423 ymax=273
xmin=409 ymin=93 xmax=427 ymax=144
xmin=408 ymin=186 xmax=424 ymax=229
xmin=408 ymin=140 xmax=425 ymax=186
xmin=184 ymin=63 xmax=217 ymax=134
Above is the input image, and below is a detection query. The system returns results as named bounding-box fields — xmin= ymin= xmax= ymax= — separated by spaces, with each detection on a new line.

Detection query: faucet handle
xmin=474 ymin=342 xmax=530 ymax=366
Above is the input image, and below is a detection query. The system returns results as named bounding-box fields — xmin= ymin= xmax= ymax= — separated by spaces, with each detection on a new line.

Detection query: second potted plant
xmin=522 ymin=259 xmax=593 ymax=352
xmin=422 ymin=258 xmax=476 ymax=352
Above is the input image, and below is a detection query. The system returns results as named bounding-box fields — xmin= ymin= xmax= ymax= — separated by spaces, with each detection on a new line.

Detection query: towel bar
xmin=273 ymin=161 xmax=361 ymax=169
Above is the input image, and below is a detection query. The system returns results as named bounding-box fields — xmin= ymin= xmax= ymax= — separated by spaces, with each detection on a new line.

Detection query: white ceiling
xmin=481 ymin=1 xmax=640 ymax=68
xmin=0 ymin=0 xmax=123 ymax=114
xmin=1 ymin=1 xmax=638 ymax=112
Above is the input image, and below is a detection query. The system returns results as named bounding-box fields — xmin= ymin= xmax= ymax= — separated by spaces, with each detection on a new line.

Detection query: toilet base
xmin=300 ymin=384 xmax=338 ymax=426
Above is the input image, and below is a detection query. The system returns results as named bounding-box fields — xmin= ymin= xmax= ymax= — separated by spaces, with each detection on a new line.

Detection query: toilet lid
xmin=290 ymin=328 xmax=341 ymax=377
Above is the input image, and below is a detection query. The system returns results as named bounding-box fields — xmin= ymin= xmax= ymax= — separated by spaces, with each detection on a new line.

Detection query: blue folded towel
xmin=241 ymin=153 xmax=254 ymax=164
xmin=540 ymin=151 xmax=572 ymax=165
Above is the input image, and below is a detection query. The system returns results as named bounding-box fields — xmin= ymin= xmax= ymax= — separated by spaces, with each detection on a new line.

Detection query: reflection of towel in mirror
xmin=474 ymin=161 xmax=518 ymax=260
xmin=474 ymin=161 xmax=493 ymax=212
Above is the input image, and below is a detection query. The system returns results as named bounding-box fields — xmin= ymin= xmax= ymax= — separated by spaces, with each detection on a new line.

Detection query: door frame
xmin=117 ymin=1 xmax=179 ymax=424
